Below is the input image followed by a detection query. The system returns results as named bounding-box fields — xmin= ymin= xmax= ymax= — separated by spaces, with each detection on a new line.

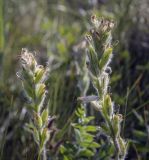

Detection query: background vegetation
xmin=0 ymin=0 xmax=149 ymax=159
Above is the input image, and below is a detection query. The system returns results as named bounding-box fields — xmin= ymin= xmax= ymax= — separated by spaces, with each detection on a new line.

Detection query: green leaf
xmin=87 ymin=43 xmax=100 ymax=76
xmin=112 ymin=115 xmax=120 ymax=137
xmin=34 ymin=113 xmax=43 ymax=128
xmin=100 ymin=123 xmax=110 ymax=135
xmin=41 ymin=108 xmax=49 ymax=125
xmin=23 ymin=76 xmax=34 ymax=99
xmin=35 ymin=83 xmax=45 ymax=104
xmin=78 ymin=148 xmax=94 ymax=157
xmin=33 ymin=127 xmax=40 ymax=145
xmin=83 ymin=116 xmax=95 ymax=124
xmin=75 ymin=107 xmax=85 ymax=117
xmin=34 ymin=65 xmax=45 ymax=84
xmin=98 ymin=47 xmax=113 ymax=70
xmin=60 ymin=145 xmax=67 ymax=154
xmin=133 ymin=130 xmax=147 ymax=140
xmin=85 ymin=126 xmax=97 ymax=132
xmin=81 ymin=141 xmax=100 ymax=148
xmin=25 ymin=123 xmax=40 ymax=145
xmin=102 ymin=94 xmax=113 ymax=119
xmin=64 ymin=155 xmax=72 ymax=160
xmin=41 ymin=128 xmax=49 ymax=149
xmin=81 ymin=132 xmax=94 ymax=142
xmin=74 ymin=129 xmax=82 ymax=143
xmin=57 ymin=42 xmax=67 ymax=55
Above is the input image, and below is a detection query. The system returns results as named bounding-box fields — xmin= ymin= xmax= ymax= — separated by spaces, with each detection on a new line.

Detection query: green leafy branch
xmin=60 ymin=106 xmax=99 ymax=160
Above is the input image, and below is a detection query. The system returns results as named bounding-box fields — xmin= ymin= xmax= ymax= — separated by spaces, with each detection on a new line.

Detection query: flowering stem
xmin=80 ymin=15 xmax=128 ymax=159
xmin=17 ymin=48 xmax=56 ymax=160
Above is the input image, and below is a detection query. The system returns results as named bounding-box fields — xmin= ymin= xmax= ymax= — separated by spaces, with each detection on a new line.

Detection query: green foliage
xmin=60 ymin=106 xmax=99 ymax=159
xmin=0 ymin=1 xmax=148 ymax=160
